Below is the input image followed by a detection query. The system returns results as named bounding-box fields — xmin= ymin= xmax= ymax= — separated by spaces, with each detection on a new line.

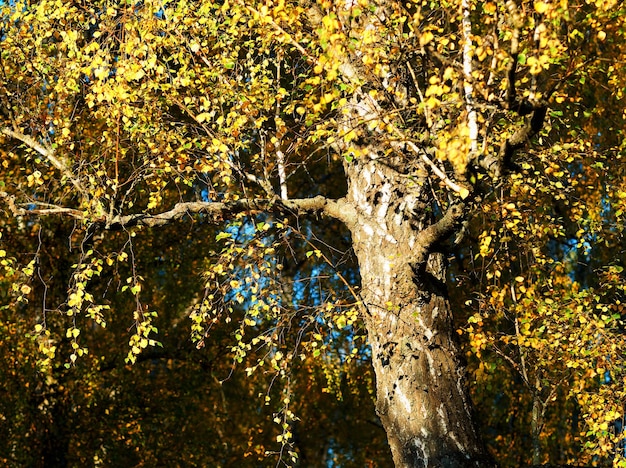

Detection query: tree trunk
xmin=344 ymin=157 xmax=494 ymax=467
xmin=302 ymin=0 xmax=495 ymax=462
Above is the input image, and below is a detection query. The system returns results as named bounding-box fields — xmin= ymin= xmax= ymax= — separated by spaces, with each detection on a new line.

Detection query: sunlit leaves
xmin=2 ymin=0 xmax=626 ymax=465
xmin=125 ymin=308 xmax=161 ymax=365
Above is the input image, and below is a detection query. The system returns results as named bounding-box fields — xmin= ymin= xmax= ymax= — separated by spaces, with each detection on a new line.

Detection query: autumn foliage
xmin=1 ymin=0 xmax=626 ymax=466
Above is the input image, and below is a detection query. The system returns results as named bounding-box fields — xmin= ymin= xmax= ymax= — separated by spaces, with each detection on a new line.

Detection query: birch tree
xmin=2 ymin=0 xmax=626 ymax=466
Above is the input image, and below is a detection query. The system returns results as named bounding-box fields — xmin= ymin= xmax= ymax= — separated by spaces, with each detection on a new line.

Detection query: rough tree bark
xmin=340 ymin=150 xmax=494 ymax=467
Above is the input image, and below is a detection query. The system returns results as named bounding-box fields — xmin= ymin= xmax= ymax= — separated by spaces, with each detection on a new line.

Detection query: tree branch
xmin=1 ymin=191 xmax=356 ymax=232
xmin=479 ymin=103 xmax=548 ymax=178
xmin=0 ymin=185 xmax=357 ymax=231
xmin=475 ymin=0 xmax=551 ymax=178
xmin=170 ymin=99 xmax=277 ymax=198
xmin=412 ymin=201 xmax=467 ymax=267
xmin=1 ymin=127 xmax=88 ymax=197
xmin=106 ymin=196 xmax=354 ymax=229
xmin=0 ymin=191 xmax=83 ymax=219
xmin=461 ymin=0 xmax=479 ymax=156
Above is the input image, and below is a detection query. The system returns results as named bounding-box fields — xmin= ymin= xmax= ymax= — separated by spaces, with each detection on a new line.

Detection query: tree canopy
xmin=1 ymin=0 xmax=626 ymax=466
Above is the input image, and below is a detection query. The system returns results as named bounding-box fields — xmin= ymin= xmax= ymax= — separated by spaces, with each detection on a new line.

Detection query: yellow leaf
xmin=196 ymin=113 xmax=211 ymax=123
xmin=484 ymin=2 xmax=497 ymax=14
xmin=420 ymin=31 xmax=434 ymax=46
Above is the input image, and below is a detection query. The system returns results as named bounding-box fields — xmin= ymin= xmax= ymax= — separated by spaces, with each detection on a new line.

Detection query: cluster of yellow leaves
xmin=459 ymin=139 xmax=626 ymax=463
xmin=126 ymin=307 xmax=161 ymax=365
xmin=453 ymin=0 xmax=626 ymax=446
xmin=436 ymin=122 xmax=472 ymax=175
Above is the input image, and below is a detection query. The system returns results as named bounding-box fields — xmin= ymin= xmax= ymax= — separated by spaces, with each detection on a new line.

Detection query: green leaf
xmin=216 ymin=232 xmax=232 ymax=241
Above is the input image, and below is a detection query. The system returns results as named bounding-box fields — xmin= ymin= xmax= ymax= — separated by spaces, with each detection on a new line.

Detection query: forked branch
xmin=412 ymin=201 xmax=467 ymax=268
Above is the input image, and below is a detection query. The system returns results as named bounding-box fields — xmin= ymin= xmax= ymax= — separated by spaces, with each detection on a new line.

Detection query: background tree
xmin=1 ymin=0 xmax=626 ymax=467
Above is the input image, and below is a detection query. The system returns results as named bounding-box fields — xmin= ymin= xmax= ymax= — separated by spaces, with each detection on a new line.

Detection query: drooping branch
xmin=242 ymin=1 xmax=316 ymax=63
xmin=170 ymin=99 xmax=277 ymax=198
